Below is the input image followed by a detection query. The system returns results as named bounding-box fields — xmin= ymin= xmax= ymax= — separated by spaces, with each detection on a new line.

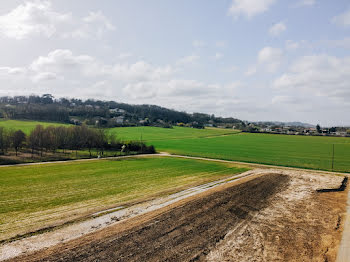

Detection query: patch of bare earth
xmin=5 ymin=170 xmax=347 ymax=262
xmin=206 ymin=170 xmax=347 ymax=262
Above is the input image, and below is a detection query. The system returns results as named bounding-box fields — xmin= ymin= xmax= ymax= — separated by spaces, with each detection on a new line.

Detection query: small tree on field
xmin=29 ymin=125 xmax=45 ymax=157
xmin=0 ymin=127 xmax=10 ymax=154
xmin=11 ymin=130 xmax=26 ymax=156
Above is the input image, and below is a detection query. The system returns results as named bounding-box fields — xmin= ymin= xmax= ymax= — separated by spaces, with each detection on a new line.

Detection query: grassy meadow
xmin=0 ymin=156 xmax=248 ymax=241
xmin=113 ymin=127 xmax=350 ymax=172
xmin=1 ymin=120 xmax=349 ymax=172
xmin=0 ymin=119 xmax=70 ymax=134
xmin=109 ymin=126 xmax=240 ymax=141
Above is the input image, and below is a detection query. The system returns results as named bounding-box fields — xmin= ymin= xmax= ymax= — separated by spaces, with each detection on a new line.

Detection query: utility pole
xmin=331 ymin=144 xmax=335 ymax=172
xmin=140 ymin=129 xmax=143 ymax=153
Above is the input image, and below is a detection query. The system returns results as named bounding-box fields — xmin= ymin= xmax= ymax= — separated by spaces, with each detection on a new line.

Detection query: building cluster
xmin=253 ymin=124 xmax=350 ymax=137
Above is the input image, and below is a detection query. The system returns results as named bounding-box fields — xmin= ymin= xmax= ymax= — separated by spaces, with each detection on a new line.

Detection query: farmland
xmin=7 ymin=170 xmax=347 ymax=262
xmin=1 ymin=123 xmax=349 ymax=261
xmin=114 ymin=127 xmax=350 ymax=172
xmin=0 ymin=119 xmax=70 ymax=134
xmin=0 ymin=156 xmax=248 ymax=241
xmin=109 ymin=126 xmax=240 ymax=141
xmin=1 ymin=120 xmax=350 ymax=172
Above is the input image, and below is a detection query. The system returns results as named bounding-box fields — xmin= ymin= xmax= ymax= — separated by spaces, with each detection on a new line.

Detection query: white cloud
xmin=192 ymin=40 xmax=206 ymax=48
xmin=32 ymin=72 xmax=58 ymax=82
xmin=28 ymin=49 xmax=174 ymax=84
xmin=332 ymin=9 xmax=350 ymax=27
xmin=74 ymin=11 xmax=115 ymax=38
xmin=258 ymin=47 xmax=283 ymax=73
xmin=228 ymin=0 xmax=276 ymax=19
xmin=30 ymin=49 xmax=95 ymax=76
xmin=0 ymin=1 xmax=71 ymax=39
xmin=285 ymin=40 xmax=300 ymax=50
xmin=213 ymin=53 xmax=223 ymax=60
xmin=0 ymin=66 xmax=27 ymax=75
xmin=273 ymin=55 xmax=350 ymax=101
xmin=23 ymin=49 xmax=243 ymax=109
xmin=123 ymin=82 xmax=159 ymax=99
xmin=160 ymin=80 xmax=211 ymax=97
xmin=123 ymin=79 xmax=238 ymax=101
xmin=0 ymin=1 xmax=115 ymax=39
xmin=245 ymin=47 xmax=283 ymax=76
xmin=295 ymin=0 xmax=316 ymax=7
xmin=111 ymin=61 xmax=173 ymax=82
xmin=118 ymin=53 xmax=133 ymax=59
xmin=245 ymin=66 xmax=257 ymax=76
xmin=83 ymin=11 xmax=115 ymax=31
xmin=176 ymin=55 xmax=200 ymax=66
xmin=271 ymin=95 xmax=299 ymax=105
xmin=327 ymin=37 xmax=350 ymax=49
xmin=269 ymin=22 xmax=286 ymax=36
xmin=216 ymin=41 xmax=227 ymax=48
xmin=224 ymin=66 xmax=238 ymax=73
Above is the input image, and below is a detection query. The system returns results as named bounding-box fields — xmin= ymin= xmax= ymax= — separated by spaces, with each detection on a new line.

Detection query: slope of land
xmin=7 ymin=170 xmax=347 ymax=262
xmin=109 ymin=126 xmax=240 ymax=141
xmin=3 ymin=120 xmax=350 ymax=172
xmin=0 ymin=119 xmax=70 ymax=134
xmin=115 ymin=127 xmax=350 ymax=172
xmin=0 ymin=157 xmax=248 ymax=242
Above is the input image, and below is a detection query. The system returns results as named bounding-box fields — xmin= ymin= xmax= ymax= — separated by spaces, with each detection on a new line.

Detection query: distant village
xmin=71 ymin=105 xmax=350 ymax=137
xmin=239 ymin=123 xmax=350 ymax=137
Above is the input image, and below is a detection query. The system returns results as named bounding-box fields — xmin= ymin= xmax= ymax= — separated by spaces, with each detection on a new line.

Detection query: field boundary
xmin=163 ymin=154 xmax=350 ymax=177
xmin=1 ymin=154 xmax=349 ymax=261
xmin=1 ymin=153 xmax=349 ymax=177
xmin=0 ymin=170 xmax=259 ymax=261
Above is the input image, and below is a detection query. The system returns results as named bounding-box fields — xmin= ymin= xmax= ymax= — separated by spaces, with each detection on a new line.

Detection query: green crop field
xmin=0 ymin=156 xmax=248 ymax=241
xmin=2 ymin=121 xmax=349 ymax=172
xmin=109 ymin=126 xmax=240 ymax=141
xmin=0 ymin=119 xmax=70 ymax=134
xmin=113 ymin=127 xmax=350 ymax=172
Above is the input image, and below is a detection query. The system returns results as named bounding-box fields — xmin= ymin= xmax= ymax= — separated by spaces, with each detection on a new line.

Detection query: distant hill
xmin=0 ymin=94 xmax=243 ymax=129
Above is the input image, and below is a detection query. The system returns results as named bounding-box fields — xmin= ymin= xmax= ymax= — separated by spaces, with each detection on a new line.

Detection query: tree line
xmin=0 ymin=94 xmax=243 ymax=128
xmin=0 ymin=125 xmax=155 ymax=158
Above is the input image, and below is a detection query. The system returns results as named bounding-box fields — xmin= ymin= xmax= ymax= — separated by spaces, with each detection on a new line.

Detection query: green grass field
xmin=0 ymin=156 xmax=248 ymax=241
xmin=0 ymin=119 xmax=70 ymax=134
xmin=113 ymin=127 xmax=350 ymax=172
xmin=109 ymin=126 xmax=240 ymax=141
xmin=1 ymin=120 xmax=349 ymax=172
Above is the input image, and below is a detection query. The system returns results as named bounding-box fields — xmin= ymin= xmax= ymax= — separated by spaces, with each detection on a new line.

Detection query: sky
xmin=0 ymin=0 xmax=349 ymax=126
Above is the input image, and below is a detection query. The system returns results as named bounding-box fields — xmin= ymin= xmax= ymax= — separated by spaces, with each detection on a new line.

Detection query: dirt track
xmin=7 ymin=171 xmax=347 ymax=262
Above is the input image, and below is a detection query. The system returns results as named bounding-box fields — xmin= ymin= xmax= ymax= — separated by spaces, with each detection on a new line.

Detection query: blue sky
xmin=0 ymin=0 xmax=349 ymax=126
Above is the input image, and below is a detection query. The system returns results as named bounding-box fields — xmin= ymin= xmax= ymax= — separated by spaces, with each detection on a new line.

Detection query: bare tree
xmin=11 ymin=130 xmax=26 ymax=156
xmin=0 ymin=127 xmax=10 ymax=154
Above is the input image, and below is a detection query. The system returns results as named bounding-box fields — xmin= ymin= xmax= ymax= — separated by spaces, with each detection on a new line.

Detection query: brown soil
xmin=7 ymin=171 xmax=347 ymax=262
xmin=206 ymin=172 xmax=348 ymax=262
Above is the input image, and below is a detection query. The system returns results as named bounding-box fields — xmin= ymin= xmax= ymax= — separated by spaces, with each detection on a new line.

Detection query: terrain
xmin=116 ymin=126 xmax=350 ymax=172
xmin=111 ymin=126 xmax=240 ymax=141
xmin=5 ymin=170 xmax=347 ymax=262
xmin=0 ymin=156 xmax=248 ymax=242
xmin=0 ymin=119 xmax=70 ymax=134
xmin=2 ymin=119 xmax=350 ymax=172
xmin=1 ymin=120 xmax=350 ymax=261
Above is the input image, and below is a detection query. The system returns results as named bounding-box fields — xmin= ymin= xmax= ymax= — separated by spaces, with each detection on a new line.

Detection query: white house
xmin=113 ymin=116 xmax=124 ymax=124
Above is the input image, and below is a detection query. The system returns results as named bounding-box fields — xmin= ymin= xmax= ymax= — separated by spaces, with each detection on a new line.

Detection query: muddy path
xmin=9 ymin=173 xmax=289 ymax=262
